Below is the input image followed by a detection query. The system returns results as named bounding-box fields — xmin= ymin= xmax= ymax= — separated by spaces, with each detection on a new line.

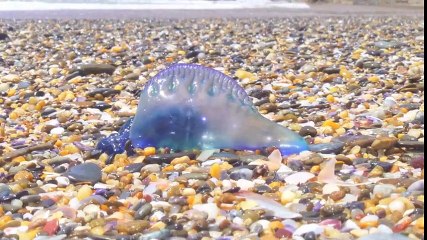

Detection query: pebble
xmin=229 ymin=167 xmax=253 ymax=180
xmin=192 ymin=203 xmax=219 ymax=220
xmin=65 ymin=163 xmax=102 ymax=184
xmin=281 ymin=190 xmax=297 ymax=205
xmin=360 ymin=215 xmax=379 ymax=228
xmin=293 ymin=224 xmax=324 ymax=236
xmin=145 ymin=152 xmax=197 ymax=164
xmin=389 ymin=199 xmax=406 ymax=213
xmin=72 ymin=64 xmax=116 ymax=76
xmin=124 ymin=163 xmax=146 ymax=173
xmin=308 ymin=142 xmax=345 ymax=154
xmin=135 ymin=203 xmax=153 ymax=220
xmin=371 ymin=137 xmax=398 ymax=150
xmin=0 ymin=83 xmax=10 ymax=92
xmin=117 ymin=220 xmax=149 ymax=235
xmin=77 ymin=185 xmax=93 ymax=201
xmin=373 ymin=184 xmax=396 ymax=198
xmin=299 ymin=126 xmax=317 ymax=137
xmin=0 ymin=32 xmax=9 ymax=40
xmin=397 ymin=140 xmax=424 ymax=150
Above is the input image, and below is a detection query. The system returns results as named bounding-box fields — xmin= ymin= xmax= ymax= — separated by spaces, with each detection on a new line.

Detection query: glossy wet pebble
xmin=65 ymin=163 xmax=102 ymax=184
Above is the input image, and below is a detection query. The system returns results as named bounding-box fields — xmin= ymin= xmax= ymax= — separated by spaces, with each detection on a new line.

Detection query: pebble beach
xmin=0 ymin=7 xmax=425 ymax=240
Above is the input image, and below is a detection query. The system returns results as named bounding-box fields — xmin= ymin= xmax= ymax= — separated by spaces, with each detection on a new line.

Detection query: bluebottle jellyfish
xmin=97 ymin=64 xmax=308 ymax=156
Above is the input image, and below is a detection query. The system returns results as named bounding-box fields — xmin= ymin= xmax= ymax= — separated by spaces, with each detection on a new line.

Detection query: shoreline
xmin=0 ymin=5 xmax=424 ymax=19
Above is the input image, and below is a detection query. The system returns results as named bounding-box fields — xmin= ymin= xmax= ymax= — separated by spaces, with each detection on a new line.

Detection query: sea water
xmin=0 ymin=0 xmax=310 ymax=11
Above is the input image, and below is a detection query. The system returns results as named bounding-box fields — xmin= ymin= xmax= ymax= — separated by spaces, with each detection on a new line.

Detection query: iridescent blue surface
xmin=97 ymin=64 xmax=308 ymax=156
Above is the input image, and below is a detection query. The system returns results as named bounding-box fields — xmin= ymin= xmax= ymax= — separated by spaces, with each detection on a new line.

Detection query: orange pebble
xmin=14 ymin=170 xmax=33 ymax=182
xmin=12 ymin=156 xmax=26 ymax=163
xmin=269 ymin=221 xmax=284 ymax=231
xmin=323 ymin=120 xmax=341 ymax=130
xmin=210 ymin=163 xmax=221 ymax=179
xmin=143 ymin=147 xmax=156 ymax=156
xmin=35 ymin=100 xmax=46 ymax=111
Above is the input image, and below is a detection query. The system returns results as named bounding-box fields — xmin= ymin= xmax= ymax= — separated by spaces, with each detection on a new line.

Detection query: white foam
xmin=0 ymin=0 xmax=310 ymax=11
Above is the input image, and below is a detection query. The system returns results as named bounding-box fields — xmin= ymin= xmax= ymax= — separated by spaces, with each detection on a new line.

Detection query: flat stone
xmin=176 ymin=173 xmax=209 ymax=182
xmin=363 ymin=62 xmax=381 ymax=69
xmin=398 ymin=141 xmax=424 ymax=150
xmin=229 ymin=167 xmax=253 ymax=180
xmin=308 ymin=142 xmax=345 ymax=154
xmin=374 ymin=41 xmax=400 ymax=49
xmin=124 ymin=72 xmax=139 ymax=80
xmin=65 ymin=163 xmax=102 ymax=184
xmin=240 ymin=155 xmax=268 ymax=164
xmin=145 ymin=152 xmax=197 ymax=164
xmin=75 ymin=101 xmax=96 ymax=108
xmin=71 ymin=63 xmax=116 ymax=76
xmin=94 ymin=102 xmax=112 ymax=111
xmin=124 ymin=163 xmax=145 ymax=173
xmin=0 ymin=143 xmax=54 ymax=163
xmin=323 ymin=67 xmax=340 ymax=74
xmin=208 ymin=152 xmax=240 ymax=163
xmin=345 ymin=135 xmax=376 ymax=148
xmin=371 ymin=137 xmax=398 ymax=150
xmin=87 ymin=88 xmax=120 ymax=98
xmin=248 ymin=89 xmax=271 ymax=99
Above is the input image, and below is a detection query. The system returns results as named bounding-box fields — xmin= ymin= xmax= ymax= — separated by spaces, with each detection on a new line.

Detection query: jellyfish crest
xmin=98 ymin=64 xmax=308 ymax=155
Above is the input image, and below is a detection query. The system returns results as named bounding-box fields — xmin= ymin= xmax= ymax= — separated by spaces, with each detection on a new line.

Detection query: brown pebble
xmin=75 ymin=101 xmax=95 ymax=108
xmin=330 ymin=190 xmax=346 ymax=201
xmin=259 ymin=103 xmax=277 ymax=113
xmin=219 ymin=193 xmax=237 ymax=204
xmin=371 ymin=136 xmax=398 ymax=150
xmin=117 ymin=220 xmax=149 ymax=235
xmin=14 ymin=170 xmax=34 ymax=182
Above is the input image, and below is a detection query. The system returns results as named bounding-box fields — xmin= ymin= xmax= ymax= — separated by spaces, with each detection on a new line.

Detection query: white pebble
xmin=50 ymin=127 xmax=65 ymax=135
xmin=341 ymin=194 xmax=358 ymax=204
xmin=201 ymin=159 xmax=222 ymax=167
xmin=407 ymin=129 xmax=422 ymax=139
xmin=236 ymin=179 xmax=254 ymax=191
xmin=0 ymin=83 xmax=10 ymax=92
xmin=45 ymin=119 xmax=60 ymax=127
xmin=360 ymin=215 xmax=379 ymax=224
xmin=389 ymin=199 xmax=406 ymax=213
xmin=373 ymin=184 xmax=396 ymax=198
xmin=55 ymin=176 xmax=70 ymax=187
xmin=293 ymin=223 xmax=324 ymax=236
xmin=253 ymin=220 xmax=271 ymax=230
xmin=281 ymin=190 xmax=297 ymax=205
xmin=68 ymin=197 xmax=81 ymax=209
xmin=141 ymin=164 xmax=161 ymax=173
xmin=193 ymin=203 xmax=219 ymax=220
xmin=323 ymin=183 xmax=340 ymax=195
xmin=149 ymin=211 xmax=166 ymax=222
xmin=232 ymin=217 xmax=244 ymax=225
xmin=83 ymin=204 xmax=100 ymax=217
xmin=342 ymin=220 xmax=360 ymax=231
xmin=11 ymin=199 xmax=23 ymax=209
xmin=4 ymin=226 xmax=28 ymax=235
